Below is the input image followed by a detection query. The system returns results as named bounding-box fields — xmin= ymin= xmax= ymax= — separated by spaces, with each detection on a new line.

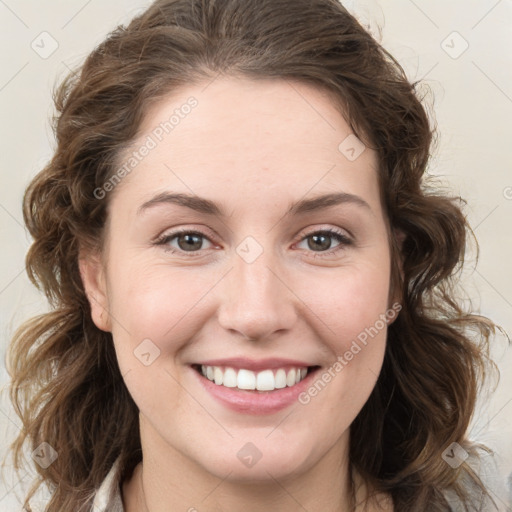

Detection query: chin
xmin=193 ymin=440 xmax=316 ymax=483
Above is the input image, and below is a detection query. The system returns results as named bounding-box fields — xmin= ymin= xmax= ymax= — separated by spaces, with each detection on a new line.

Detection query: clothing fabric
xmin=87 ymin=452 xmax=509 ymax=512
xmin=91 ymin=456 xmax=125 ymax=512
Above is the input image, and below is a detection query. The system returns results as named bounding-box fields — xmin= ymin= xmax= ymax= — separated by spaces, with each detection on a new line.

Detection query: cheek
xmin=294 ymin=260 xmax=390 ymax=413
xmin=303 ymin=260 xmax=391 ymax=346
xmin=107 ymin=246 xmax=391 ymax=350
xmin=105 ymin=262 xmax=211 ymax=415
xmin=106 ymin=257 xmax=216 ymax=356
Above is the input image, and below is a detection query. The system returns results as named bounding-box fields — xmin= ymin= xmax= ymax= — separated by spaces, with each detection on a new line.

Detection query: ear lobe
xmin=393 ymin=227 xmax=406 ymax=280
xmin=78 ymin=249 xmax=111 ymax=332
xmin=388 ymin=228 xmax=406 ymax=322
xmin=393 ymin=227 xmax=406 ymax=250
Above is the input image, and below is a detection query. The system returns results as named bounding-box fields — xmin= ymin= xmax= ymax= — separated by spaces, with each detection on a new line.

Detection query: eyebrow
xmin=137 ymin=191 xmax=372 ymax=217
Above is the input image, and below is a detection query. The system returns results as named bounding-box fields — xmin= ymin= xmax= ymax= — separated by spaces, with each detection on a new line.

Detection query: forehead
xmin=111 ymin=77 xmax=380 ymax=214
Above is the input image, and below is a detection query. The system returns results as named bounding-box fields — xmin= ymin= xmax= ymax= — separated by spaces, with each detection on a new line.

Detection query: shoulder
xmin=443 ymin=448 xmax=510 ymax=511
xmin=353 ymin=448 xmax=508 ymax=512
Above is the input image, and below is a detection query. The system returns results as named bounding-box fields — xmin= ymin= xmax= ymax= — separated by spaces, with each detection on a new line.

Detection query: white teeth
xmin=237 ymin=369 xmax=256 ymax=390
xmin=223 ymin=367 xmax=237 ymax=387
xmin=286 ymin=368 xmax=296 ymax=387
xmin=256 ymin=370 xmax=274 ymax=391
xmin=275 ymin=369 xmax=287 ymax=389
xmin=214 ymin=367 xmax=223 ymax=385
xmin=199 ymin=365 xmax=310 ymax=391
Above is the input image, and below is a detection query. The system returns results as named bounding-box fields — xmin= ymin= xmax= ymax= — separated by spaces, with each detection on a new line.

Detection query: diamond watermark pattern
xmin=31 ymin=31 xmax=59 ymax=59
xmin=442 ymin=442 xmax=469 ymax=468
xmin=31 ymin=442 xmax=58 ymax=469
xmin=237 ymin=442 xmax=263 ymax=468
xmin=134 ymin=338 xmax=161 ymax=366
xmin=338 ymin=134 xmax=366 ymax=161
xmin=236 ymin=236 xmax=263 ymax=264
xmin=441 ymin=31 xmax=469 ymax=59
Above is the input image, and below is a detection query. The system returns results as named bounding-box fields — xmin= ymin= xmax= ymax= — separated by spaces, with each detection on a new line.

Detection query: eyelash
xmin=153 ymin=227 xmax=353 ymax=258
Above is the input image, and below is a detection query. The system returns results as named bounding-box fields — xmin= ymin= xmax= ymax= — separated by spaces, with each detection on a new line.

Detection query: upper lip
xmin=193 ymin=357 xmax=317 ymax=372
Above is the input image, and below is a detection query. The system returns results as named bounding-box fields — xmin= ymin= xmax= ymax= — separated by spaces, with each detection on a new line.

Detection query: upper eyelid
xmin=157 ymin=226 xmax=353 ymax=248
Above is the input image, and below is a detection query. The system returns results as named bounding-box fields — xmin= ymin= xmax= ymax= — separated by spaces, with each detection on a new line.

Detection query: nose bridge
xmin=216 ymin=238 xmax=296 ymax=340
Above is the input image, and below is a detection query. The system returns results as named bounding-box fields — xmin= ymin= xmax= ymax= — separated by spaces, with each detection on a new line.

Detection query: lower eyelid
xmin=156 ymin=229 xmax=352 ymax=255
xmin=295 ymin=232 xmax=351 ymax=250
xmin=160 ymin=232 xmax=214 ymax=251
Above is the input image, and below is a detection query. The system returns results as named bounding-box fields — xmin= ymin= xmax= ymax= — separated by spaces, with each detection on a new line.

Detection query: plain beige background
xmin=0 ymin=0 xmax=511 ymax=510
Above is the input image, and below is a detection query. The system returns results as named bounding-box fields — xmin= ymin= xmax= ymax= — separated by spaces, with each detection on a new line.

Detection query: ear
xmin=387 ymin=228 xmax=406 ymax=324
xmin=393 ymin=227 xmax=406 ymax=280
xmin=78 ymin=248 xmax=111 ymax=332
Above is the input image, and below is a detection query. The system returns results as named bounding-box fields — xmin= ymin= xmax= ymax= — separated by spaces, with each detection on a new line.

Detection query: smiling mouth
xmin=191 ymin=364 xmax=321 ymax=392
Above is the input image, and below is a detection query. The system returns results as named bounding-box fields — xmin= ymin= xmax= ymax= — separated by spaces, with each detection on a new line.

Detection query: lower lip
xmin=191 ymin=366 xmax=320 ymax=415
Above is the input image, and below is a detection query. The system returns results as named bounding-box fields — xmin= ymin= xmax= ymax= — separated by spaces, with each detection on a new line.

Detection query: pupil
xmin=179 ymin=234 xmax=202 ymax=251
xmin=310 ymin=234 xmax=331 ymax=251
xmin=176 ymin=233 xmax=333 ymax=252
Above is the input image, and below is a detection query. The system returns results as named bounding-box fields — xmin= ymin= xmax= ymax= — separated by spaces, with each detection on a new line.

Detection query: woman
xmin=4 ymin=0 xmax=500 ymax=510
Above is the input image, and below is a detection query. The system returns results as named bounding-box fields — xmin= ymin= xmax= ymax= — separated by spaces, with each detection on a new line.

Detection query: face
xmin=81 ymin=76 xmax=397 ymax=483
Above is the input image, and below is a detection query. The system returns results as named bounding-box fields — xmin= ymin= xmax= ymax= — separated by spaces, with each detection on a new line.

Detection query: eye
xmin=295 ymin=228 xmax=353 ymax=256
xmin=154 ymin=229 xmax=214 ymax=255
xmin=153 ymin=227 xmax=353 ymax=258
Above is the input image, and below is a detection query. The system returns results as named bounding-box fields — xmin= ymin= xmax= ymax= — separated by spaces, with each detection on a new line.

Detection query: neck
xmin=122 ymin=419 xmax=362 ymax=512
xmin=126 ymin=463 xmax=357 ymax=512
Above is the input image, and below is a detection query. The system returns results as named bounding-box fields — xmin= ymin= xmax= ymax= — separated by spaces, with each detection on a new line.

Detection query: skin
xmin=80 ymin=76 xmax=397 ymax=511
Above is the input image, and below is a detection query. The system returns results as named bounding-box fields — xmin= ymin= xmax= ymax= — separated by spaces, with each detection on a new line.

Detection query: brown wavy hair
xmin=3 ymin=0 xmax=501 ymax=510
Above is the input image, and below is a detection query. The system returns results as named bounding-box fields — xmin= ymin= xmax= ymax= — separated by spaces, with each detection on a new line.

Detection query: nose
xmin=216 ymin=247 xmax=298 ymax=342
